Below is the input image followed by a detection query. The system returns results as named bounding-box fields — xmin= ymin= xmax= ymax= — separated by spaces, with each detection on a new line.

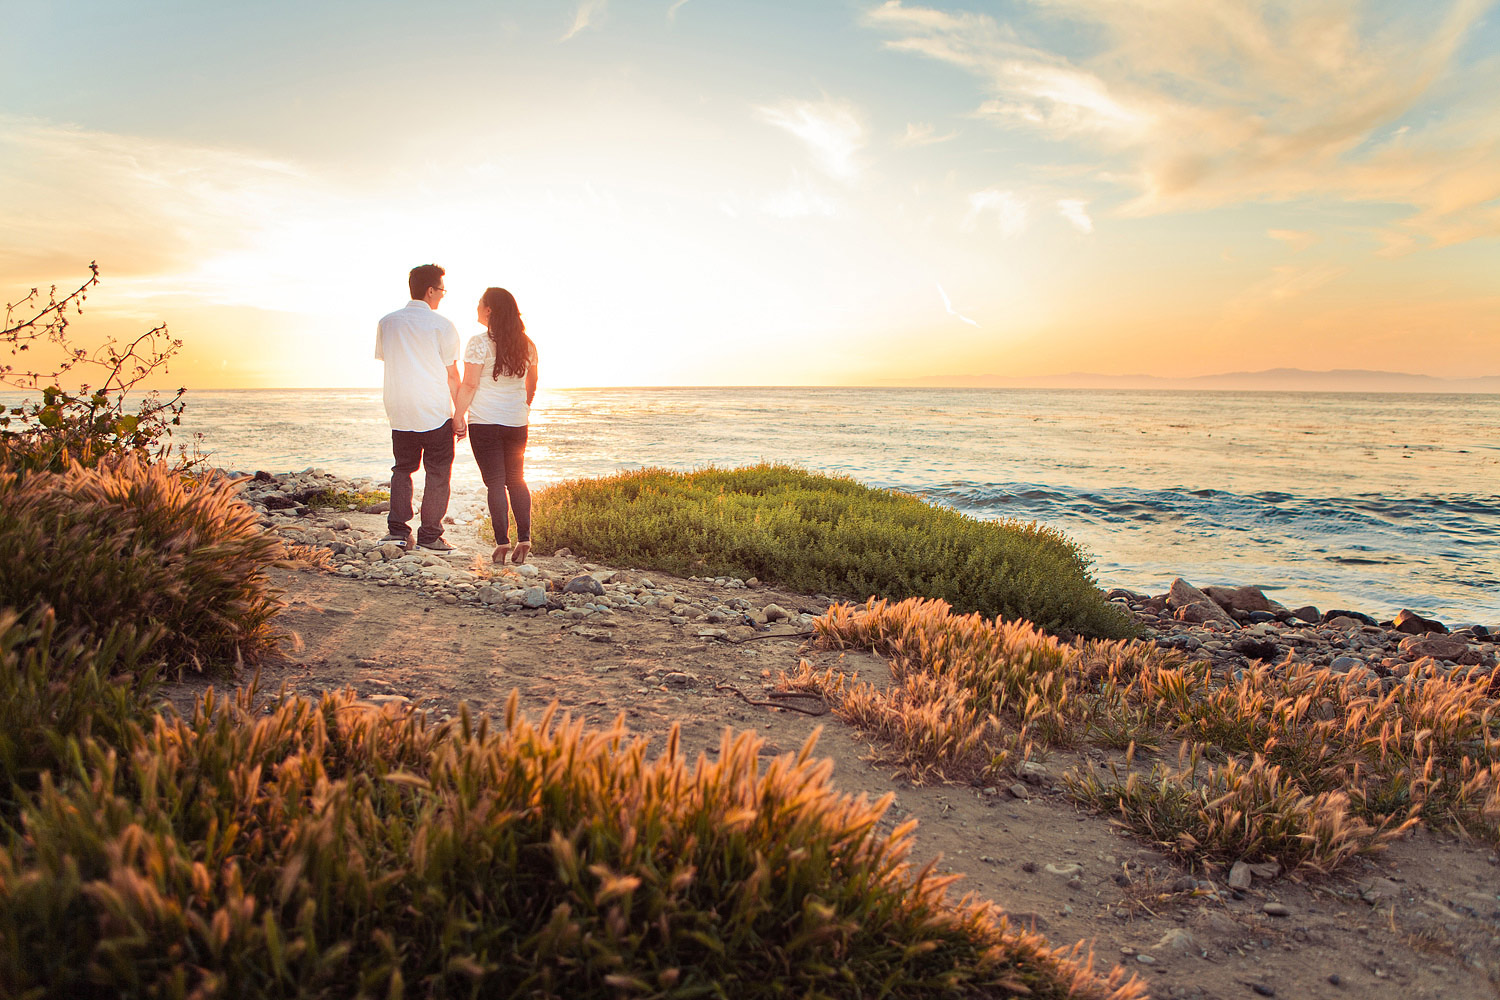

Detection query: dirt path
xmin=168 ymin=513 xmax=1500 ymax=1000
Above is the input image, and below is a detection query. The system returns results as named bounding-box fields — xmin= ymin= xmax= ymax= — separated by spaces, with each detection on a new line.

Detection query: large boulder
xmin=1167 ymin=579 xmax=1235 ymax=625
xmin=1393 ymin=609 xmax=1448 ymax=635
xmin=1398 ymin=635 xmax=1478 ymax=664
xmin=1202 ymin=585 xmax=1284 ymax=615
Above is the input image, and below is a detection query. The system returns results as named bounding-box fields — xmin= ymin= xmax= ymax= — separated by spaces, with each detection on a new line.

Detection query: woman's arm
xmin=525 ymin=364 xmax=538 ymax=407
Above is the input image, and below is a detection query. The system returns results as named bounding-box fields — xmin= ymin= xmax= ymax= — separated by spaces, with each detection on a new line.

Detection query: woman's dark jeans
xmin=469 ymin=423 xmax=531 ymax=543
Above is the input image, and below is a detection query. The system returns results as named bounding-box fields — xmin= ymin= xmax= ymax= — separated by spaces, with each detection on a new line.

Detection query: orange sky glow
xmin=2 ymin=1 xmax=1497 ymax=390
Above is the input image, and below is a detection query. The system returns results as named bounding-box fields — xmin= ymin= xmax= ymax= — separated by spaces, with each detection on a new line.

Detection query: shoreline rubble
xmin=228 ymin=467 xmax=1499 ymax=673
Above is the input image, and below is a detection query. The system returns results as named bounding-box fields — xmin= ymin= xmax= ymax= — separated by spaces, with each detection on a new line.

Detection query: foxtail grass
xmin=0 ymin=687 xmax=1145 ymax=999
xmin=792 ymin=597 xmax=1500 ymax=874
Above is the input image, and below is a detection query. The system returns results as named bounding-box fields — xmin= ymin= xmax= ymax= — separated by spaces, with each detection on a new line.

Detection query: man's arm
xmin=447 ymin=361 xmax=461 ymax=411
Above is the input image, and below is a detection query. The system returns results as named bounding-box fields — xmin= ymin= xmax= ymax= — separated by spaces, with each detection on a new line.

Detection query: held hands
xmin=454 ymin=417 xmax=468 ymax=440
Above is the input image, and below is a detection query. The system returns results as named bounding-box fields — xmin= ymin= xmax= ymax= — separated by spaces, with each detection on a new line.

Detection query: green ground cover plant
xmin=303 ymin=487 xmax=390 ymax=511
xmin=529 ymin=465 xmax=1134 ymax=639
xmin=786 ymin=597 xmax=1499 ymax=876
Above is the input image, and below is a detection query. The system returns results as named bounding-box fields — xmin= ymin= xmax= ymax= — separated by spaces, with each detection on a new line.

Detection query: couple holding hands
xmin=375 ymin=263 xmax=538 ymax=565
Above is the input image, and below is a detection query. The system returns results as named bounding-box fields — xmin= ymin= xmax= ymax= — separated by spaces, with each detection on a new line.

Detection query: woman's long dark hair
xmin=482 ymin=287 xmax=533 ymax=379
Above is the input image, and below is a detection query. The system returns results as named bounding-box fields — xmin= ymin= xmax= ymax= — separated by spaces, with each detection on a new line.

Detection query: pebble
xmin=1043 ymin=862 xmax=1083 ymax=877
xmin=1262 ymin=902 xmax=1291 ymax=917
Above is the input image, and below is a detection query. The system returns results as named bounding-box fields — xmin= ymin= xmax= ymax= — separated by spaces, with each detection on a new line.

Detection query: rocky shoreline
xmin=237 ymin=468 xmax=1498 ymax=675
xmin=237 ymin=468 xmax=819 ymax=634
xmin=1111 ymin=579 xmax=1498 ymax=681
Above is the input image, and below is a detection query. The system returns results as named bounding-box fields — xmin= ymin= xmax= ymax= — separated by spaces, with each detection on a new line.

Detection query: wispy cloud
xmin=1268 ymin=228 xmax=1317 ymax=252
xmin=1056 ymin=199 xmax=1093 ymax=234
xmin=760 ymin=171 xmax=838 ymax=218
xmin=562 ymin=0 xmax=607 ymax=41
xmin=936 ymin=282 xmax=980 ymax=326
xmin=667 ymin=0 xmax=691 ymax=22
xmin=896 ymin=122 xmax=958 ymax=147
xmin=865 ymin=0 xmax=1500 ymax=246
xmin=1222 ymin=263 xmax=1348 ymax=326
xmin=756 ymin=98 xmax=866 ymax=182
xmin=963 ymin=188 xmax=1028 ymax=237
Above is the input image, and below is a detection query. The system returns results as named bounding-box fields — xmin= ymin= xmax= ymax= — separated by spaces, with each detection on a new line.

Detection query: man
xmin=375 ymin=263 xmax=462 ymax=551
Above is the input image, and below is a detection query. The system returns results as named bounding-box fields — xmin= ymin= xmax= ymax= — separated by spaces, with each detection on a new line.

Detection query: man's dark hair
xmin=409 ymin=264 xmax=445 ymax=300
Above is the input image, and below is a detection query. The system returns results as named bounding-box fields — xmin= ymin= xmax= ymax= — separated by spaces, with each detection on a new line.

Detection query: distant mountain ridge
xmin=900 ymin=368 xmax=1500 ymax=393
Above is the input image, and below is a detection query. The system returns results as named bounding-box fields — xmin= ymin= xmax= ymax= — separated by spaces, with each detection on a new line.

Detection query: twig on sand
xmin=715 ymin=683 xmax=828 ymax=716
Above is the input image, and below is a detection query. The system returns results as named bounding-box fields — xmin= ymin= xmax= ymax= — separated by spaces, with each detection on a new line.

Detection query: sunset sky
xmin=3 ymin=0 xmax=1498 ymax=388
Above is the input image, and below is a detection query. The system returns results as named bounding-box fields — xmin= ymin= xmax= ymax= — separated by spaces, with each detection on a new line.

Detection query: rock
xmin=1176 ymin=602 xmax=1234 ymax=625
xmin=1006 ymin=783 xmax=1031 ymax=799
xmin=1190 ymin=908 xmax=1239 ymax=935
xmin=762 ymin=603 xmax=790 ymax=622
xmin=1290 ymin=605 xmax=1321 ymax=623
xmin=554 ymin=547 xmax=572 ymax=558
xmin=1246 ymin=860 xmax=1281 ymax=879
xmin=1323 ymin=609 xmax=1377 ymax=626
xmin=1330 ymin=655 xmax=1363 ymax=672
xmin=378 ymin=542 xmax=406 ymax=560
xmin=1399 ymin=635 xmax=1473 ymax=662
xmin=564 ymin=575 xmax=606 ymax=596
xmin=521 ymin=587 xmax=548 ymax=608
xmin=358 ymin=501 xmax=391 ymax=514
xmin=1262 ymin=902 xmax=1291 ymax=917
xmin=1134 ymin=953 xmax=1156 ymax=965
xmin=477 ymin=586 xmax=504 ymax=605
xmin=1018 ymin=760 xmax=1049 ymax=785
xmin=662 ymin=672 xmax=692 ymax=686
xmin=1153 ymin=928 xmax=1197 ymax=956
xmin=1203 ymin=585 xmax=1280 ymax=614
xmin=1324 ymin=615 xmax=1366 ymax=631
xmin=514 ymin=563 xmax=540 ymax=578
xmin=1228 ymin=861 xmax=1254 ymax=889
xmin=1043 ymin=862 xmax=1083 ymax=877
xmin=1167 ymin=579 xmax=1234 ymax=624
xmin=1230 ymin=636 xmax=1280 ymax=661
xmin=1393 ymin=609 xmax=1448 ymax=635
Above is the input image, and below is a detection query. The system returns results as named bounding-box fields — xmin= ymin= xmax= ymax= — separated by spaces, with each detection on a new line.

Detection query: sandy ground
xmin=167 ymin=512 xmax=1500 ymax=1000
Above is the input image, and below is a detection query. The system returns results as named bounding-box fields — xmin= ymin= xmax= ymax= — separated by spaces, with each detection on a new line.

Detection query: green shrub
xmin=0 ymin=456 xmax=284 ymax=672
xmin=532 ymin=465 xmax=1134 ymax=639
xmin=0 ymin=690 xmax=1143 ymax=999
xmin=0 ymin=607 xmax=158 ymax=825
xmin=303 ymin=487 xmax=389 ymax=511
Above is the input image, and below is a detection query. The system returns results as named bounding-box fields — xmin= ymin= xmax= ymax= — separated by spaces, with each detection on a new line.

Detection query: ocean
xmin=107 ymin=387 xmax=1500 ymax=623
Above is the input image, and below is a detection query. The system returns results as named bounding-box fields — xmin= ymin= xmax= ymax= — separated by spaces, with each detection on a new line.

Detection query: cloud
xmin=936 ymin=282 xmax=980 ymax=326
xmin=865 ymin=0 xmax=1500 ymax=246
xmin=562 ymin=0 xmax=607 ymax=41
xmin=963 ymin=188 xmax=1028 ymax=237
xmin=1057 ymin=199 xmax=1093 ymax=233
xmin=896 ymin=122 xmax=958 ymax=147
xmin=1222 ymin=263 xmax=1348 ymax=326
xmin=667 ymin=0 xmax=691 ymax=21
xmin=760 ymin=171 xmax=838 ymax=218
xmin=1267 ymin=229 xmax=1317 ymax=252
xmin=756 ymin=98 xmax=866 ymax=182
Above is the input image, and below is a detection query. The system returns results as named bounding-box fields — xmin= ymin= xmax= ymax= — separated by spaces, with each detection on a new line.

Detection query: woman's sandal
xmin=492 ymin=543 xmax=512 ymax=565
xmin=511 ymin=541 xmax=531 ymax=565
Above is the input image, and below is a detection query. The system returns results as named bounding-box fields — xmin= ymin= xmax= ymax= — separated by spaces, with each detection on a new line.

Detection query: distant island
xmin=896 ymin=367 xmax=1500 ymax=393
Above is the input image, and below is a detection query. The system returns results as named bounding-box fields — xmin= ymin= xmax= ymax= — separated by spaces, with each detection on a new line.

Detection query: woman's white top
xmin=463 ymin=333 xmax=537 ymax=426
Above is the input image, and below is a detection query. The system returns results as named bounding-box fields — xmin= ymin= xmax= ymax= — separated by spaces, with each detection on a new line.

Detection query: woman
xmin=454 ymin=287 xmax=538 ymax=564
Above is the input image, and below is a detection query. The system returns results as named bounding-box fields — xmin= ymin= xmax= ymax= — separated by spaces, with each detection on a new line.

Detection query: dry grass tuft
xmin=0 ymin=686 xmax=1146 ymax=999
xmin=793 ymin=597 xmax=1499 ymax=874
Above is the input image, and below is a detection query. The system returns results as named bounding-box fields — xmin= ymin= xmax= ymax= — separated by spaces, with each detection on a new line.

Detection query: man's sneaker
xmin=379 ymin=533 xmax=413 ymax=550
xmin=416 ymin=537 xmax=455 ymax=552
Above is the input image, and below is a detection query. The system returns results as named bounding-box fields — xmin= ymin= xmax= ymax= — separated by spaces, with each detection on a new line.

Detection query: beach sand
xmin=166 ymin=508 xmax=1500 ymax=1000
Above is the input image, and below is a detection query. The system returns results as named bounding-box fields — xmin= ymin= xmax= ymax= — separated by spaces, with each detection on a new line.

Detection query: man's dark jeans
xmin=389 ymin=420 xmax=454 ymax=545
